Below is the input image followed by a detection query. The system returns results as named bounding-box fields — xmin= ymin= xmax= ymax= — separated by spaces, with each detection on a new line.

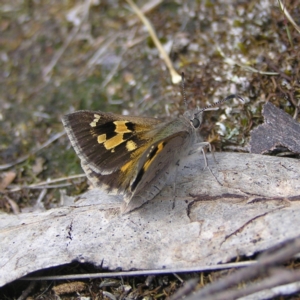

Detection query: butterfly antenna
xmin=181 ymin=72 xmax=188 ymax=110
xmin=195 ymin=94 xmax=244 ymax=116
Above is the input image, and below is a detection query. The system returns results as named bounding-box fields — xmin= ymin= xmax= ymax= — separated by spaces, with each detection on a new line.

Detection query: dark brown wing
xmin=62 ymin=110 xmax=162 ymax=175
xmin=122 ymin=131 xmax=191 ymax=212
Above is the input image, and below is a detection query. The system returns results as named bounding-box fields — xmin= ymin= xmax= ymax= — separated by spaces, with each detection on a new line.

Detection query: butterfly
xmin=62 ymin=94 xmax=242 ymax=213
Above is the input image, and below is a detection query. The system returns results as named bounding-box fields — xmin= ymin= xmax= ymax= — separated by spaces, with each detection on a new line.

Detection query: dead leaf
xmin=0 ymin=171 xmax=16 ymax=190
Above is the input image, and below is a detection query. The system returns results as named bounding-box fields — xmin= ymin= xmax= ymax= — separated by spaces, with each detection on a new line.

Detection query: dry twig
xmin=126 ymin=0 xmax=181 ymax=84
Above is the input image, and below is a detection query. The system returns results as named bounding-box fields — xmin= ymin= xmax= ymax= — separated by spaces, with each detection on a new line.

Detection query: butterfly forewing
xmin=62 ymin=111 xmax=162 ymax=175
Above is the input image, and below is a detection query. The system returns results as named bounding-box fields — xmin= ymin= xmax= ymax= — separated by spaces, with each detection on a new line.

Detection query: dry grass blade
xmin=100 ymin=30 xmax=137 ymax=89
xmin=218 ymin=46 xmax=278 ymax=76
xmin=21 ymin=261 xmax=256 ymax=281
xmin=16 ymin=281 xmax=36 ymax=300
xmin=126 ymin=0 xmax=181 ymax=84
xmin=87 ymin=35 xmax=120 ymax=69
xmin=4 ymin=196 xmax=20 ymax=214
xmin=278 ymin=0 xmax=300 ymax=34
xmin=170 ymin=279 xmax=198 ymax=300
xmin=42 ymin=0 xmax=92 ymax=80
xmin=127 ymin=0 xmax=163 ymax=26
xmin=8 ymin=174 xmax=86 ymax=192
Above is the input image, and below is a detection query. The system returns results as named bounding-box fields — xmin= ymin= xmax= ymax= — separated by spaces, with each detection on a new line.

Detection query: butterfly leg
xmin=171 ymin=160 xmax=180 ymax=209
xmin=192 ymin=142 xmax=223 ymax=186
xmin=189 ymin=141 xmax=211 ymax=166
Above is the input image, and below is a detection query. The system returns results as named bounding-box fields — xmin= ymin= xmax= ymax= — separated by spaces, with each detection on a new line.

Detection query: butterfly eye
xmin=191 ymin=117 xmax=200 ymax=128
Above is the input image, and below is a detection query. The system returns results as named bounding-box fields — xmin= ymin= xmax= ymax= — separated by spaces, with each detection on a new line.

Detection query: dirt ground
xmin=0 ymin=0 xmax=299 ymax=299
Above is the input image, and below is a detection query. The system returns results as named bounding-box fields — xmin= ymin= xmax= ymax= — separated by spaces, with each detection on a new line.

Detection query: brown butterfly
xmin=62 ymin=94 xmax=242 ymax=213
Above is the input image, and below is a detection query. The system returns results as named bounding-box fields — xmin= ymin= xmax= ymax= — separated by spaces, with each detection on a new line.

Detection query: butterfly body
xmin=62 ymin=109 xmax=202 ymax=213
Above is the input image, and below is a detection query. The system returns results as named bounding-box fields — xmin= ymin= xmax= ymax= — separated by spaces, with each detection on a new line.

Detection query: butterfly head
xmin=184 ymin=109 xmax=203 ymax=129
xmin=186 ymin=94 xmax=244 ymax=129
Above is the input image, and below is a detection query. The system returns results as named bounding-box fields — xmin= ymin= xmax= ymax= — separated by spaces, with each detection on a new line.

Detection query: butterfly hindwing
xmin=121 ymin=131 xmax=191 ymax=212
